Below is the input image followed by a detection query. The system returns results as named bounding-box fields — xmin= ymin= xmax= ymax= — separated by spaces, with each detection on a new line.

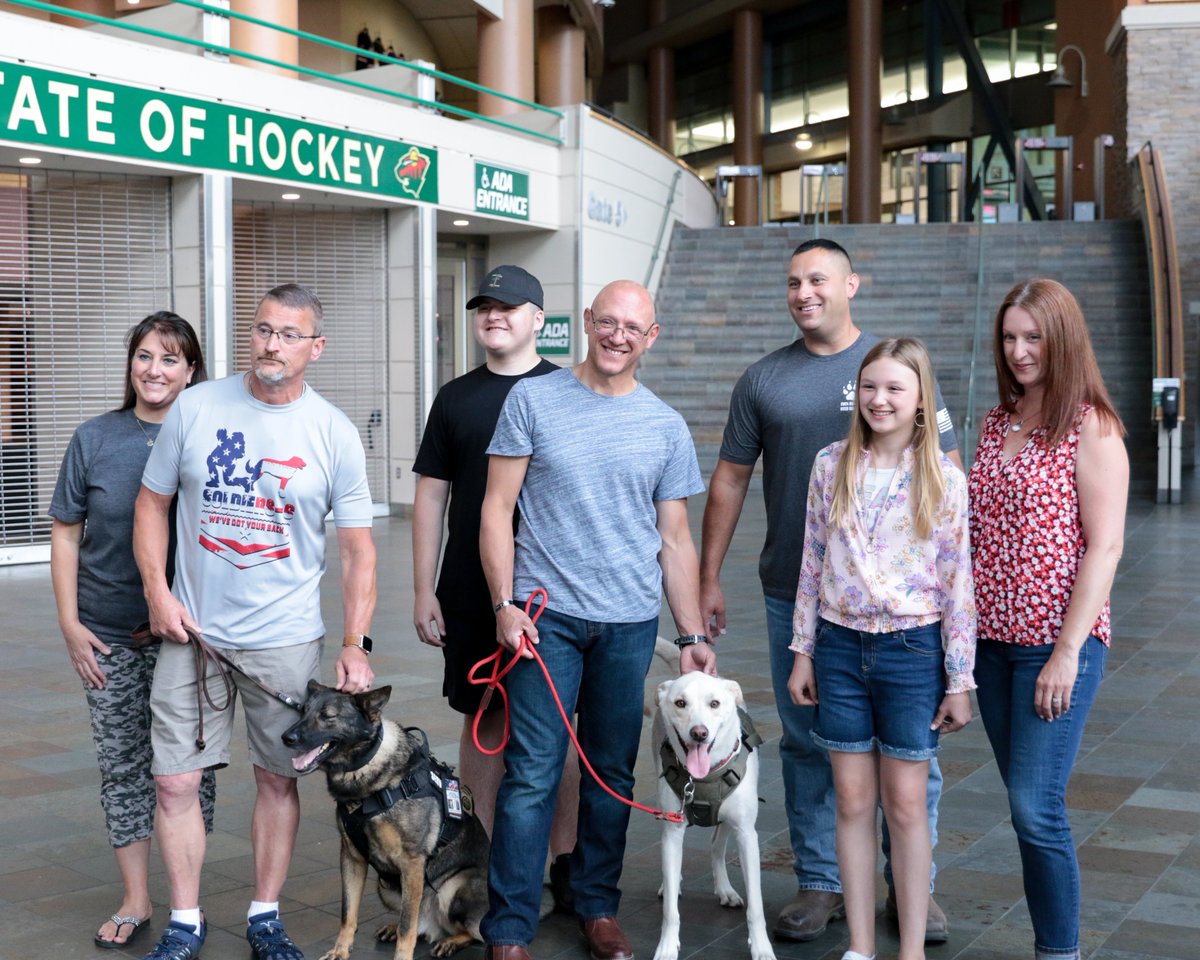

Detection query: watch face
xmin=346 ymin=634 xmax=373 ymax=653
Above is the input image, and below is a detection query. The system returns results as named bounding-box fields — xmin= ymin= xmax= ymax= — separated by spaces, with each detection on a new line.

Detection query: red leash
xmin=468 ymin=589 xmax=683 ymax=824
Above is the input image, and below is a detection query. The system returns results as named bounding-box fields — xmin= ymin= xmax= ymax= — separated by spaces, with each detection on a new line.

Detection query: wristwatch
xmin=342 ymin=633 xmax=373 ymax=654
xmin=673 ymin=634 xmax=710 ymax=648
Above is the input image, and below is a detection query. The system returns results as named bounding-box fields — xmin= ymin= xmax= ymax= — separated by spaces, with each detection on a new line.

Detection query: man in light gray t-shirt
xmin=701 ymin=239 xmax=960 ymax=945
xmin=478 ymin=281 xmax=715 ymax=960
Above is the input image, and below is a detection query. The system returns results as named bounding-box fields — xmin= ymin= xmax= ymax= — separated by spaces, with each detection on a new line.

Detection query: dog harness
xmin=659 ymin=707 xmax=763 ymax=828
xmin=337 ymin=726 xmax=473 ymax=890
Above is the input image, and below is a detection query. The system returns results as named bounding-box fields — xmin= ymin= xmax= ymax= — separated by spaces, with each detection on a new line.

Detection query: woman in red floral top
xmin=968 ymin=279 xmax=1127 ymax=960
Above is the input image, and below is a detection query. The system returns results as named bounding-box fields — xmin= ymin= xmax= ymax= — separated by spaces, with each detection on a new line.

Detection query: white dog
xmin=652 ymin=672 xmax=776 ymax=960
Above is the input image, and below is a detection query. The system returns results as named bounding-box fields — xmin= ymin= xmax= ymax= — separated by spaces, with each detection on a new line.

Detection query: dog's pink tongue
xmin=686 ymin=743 xmax=711 ymax=779
xmin=292 ymin=746 xmax=324 ymax=771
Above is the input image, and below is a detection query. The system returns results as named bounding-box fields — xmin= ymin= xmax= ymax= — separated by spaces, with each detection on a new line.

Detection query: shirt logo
xmin=841 ymin=379 xmax=857 ymax=413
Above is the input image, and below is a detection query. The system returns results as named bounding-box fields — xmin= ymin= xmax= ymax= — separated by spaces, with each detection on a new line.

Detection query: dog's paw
xmin=749 ymin=939 xmax=777 ymax=960
xmin=715 ymin=884 xmax=744 ymax=909
xmin=318 ymin=950 xmax=351 ymax=960
xmin=374 ymin=923 xmax=398 ymax=942
xmin=652 ymin=938 xmax=680 ymax=960
xmin=430 ymin=934 xmax=474 ymax=957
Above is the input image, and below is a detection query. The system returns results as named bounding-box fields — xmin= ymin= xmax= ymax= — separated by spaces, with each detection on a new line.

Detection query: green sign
xmin=475 ymin=161 xmax=529 ymax=220
xmin=537 ymin=314 xmax=571 ymax=357
xmin=0 ymin=61 xmax=438 ymax=202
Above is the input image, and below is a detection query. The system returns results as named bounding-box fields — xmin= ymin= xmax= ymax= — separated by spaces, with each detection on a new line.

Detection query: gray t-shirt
xmin=488 ymin=367 xmax=704 ymax=623
xmin=49 ymin=409 xmax=164 ymax=646
xmin=719 ymin=331 xmax=958 ymax=600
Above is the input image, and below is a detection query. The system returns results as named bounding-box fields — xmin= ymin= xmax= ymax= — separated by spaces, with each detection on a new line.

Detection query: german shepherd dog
xmin=282 ymin=681 xmax=490 ymax=960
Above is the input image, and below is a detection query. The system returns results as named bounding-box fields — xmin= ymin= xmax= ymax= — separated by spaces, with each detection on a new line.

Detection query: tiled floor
xmin=1 ymin=475 xmax=1196 ymax=960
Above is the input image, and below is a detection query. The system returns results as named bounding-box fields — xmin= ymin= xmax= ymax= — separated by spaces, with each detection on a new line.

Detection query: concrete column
xmin=478 ymin=0 xmax=535 ymax=117
xmin=732 ymin=9 xmax=763 ymax=226
xmin=847 ymin=0 xmax=882 ymax=223
xmin=647 ymin=0 xmax=676 ymax=153
xmin=230 ymin=0 xmax=298 ymax=78
xmin=537 ymin=6 xmax=585 ymax=107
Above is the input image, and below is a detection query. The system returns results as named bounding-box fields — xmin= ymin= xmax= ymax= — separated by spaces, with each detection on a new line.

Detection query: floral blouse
xmin=968 ymin=403 xmax=1111 ymax=647
xmin=791 ymin=440 xmax=977 ymax=693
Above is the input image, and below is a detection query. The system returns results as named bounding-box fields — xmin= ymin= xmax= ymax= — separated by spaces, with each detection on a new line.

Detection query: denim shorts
xmin=812 ymin=617 xmax=944 ymax=761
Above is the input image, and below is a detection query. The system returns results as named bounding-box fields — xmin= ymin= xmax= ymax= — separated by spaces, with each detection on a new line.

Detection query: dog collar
xmin=343 ymin=724 xmax=386 ymax=772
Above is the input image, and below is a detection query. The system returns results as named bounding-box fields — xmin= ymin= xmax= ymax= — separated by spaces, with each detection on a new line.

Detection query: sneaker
xmin=246 ymin=911 xmax=305 ymax=960
xmin=141 ymin=918 xmax=206 ymax=960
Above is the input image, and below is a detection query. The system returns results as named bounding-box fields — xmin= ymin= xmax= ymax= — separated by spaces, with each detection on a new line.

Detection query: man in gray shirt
xmin=700 ymin=239 xmax=960 ymax=944
xmin=479 ymin=280 xmax=715 ymax=960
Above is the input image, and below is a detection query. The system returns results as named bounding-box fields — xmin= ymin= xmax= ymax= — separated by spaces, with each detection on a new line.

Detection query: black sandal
xmin=94 ymin=914 xmax=150 ymax=949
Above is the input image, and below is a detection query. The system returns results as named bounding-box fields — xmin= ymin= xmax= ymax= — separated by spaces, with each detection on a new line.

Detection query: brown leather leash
xmin=131 ymin=622 xmax=303 ymax=751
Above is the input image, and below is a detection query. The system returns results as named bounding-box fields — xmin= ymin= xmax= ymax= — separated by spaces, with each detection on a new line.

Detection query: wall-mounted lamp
xmin=1047 ymin=43 xmax=1088 ymax=97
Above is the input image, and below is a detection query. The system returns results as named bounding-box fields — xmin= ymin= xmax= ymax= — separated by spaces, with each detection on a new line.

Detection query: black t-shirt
xmin=413 ymin=359 xmax=558 ymax=608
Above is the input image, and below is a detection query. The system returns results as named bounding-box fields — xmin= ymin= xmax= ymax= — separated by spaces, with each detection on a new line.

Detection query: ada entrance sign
xmin=537 ymin=315 xmax=571 ymax=357
xmin=0 ymin=61 xmax=438 ymax=203
xmin=475 ymin=161 xmax=529 ymax=221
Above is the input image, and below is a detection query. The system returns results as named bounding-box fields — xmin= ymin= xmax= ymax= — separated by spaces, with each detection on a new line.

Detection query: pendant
xmin=1011 ymin=423 xmax=1021 ymax=433
xmin=146 ymin=438 xmax=155 ymax=447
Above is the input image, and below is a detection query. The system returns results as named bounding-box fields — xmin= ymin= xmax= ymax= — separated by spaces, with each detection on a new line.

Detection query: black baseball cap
xmin=466 ymin=265 xmax=544 ymax=310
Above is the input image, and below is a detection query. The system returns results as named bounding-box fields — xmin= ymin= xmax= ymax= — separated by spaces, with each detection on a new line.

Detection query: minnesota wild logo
xmin=394 ymin=146 xmax=431 ymax=199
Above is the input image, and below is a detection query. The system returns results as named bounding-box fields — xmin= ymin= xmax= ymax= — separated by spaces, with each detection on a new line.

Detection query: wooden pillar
xmin=732 ymin=9 xmax=763 ymax=226
xmin=647 ymin=0 xmax=675 ymax=152
xmin=48 ymin=0 xmax=107 ymax=27
xmin=478 ymin=0 xmax=535 ymax=117
xmin=847 ymin=0 xmax=882 ymax=223
xmin=230 ymin=0 xmax=298 ymax=78
xmin=537 ymin=6 xmax=585 ymax=107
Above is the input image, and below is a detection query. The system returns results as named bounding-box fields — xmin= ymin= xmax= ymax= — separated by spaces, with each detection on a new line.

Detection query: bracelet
xmin=673 ymin=634 xmax=710 ymax=648
xmin=493 ymin=599 xmax=516 ymax=613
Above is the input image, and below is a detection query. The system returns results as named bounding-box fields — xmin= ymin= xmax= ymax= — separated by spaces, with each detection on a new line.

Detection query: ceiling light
xmin=452 ymin=219 xmax=470 ymax=227
xmin=19 ymin=156 xmax=43 ymax=164
xmin=794 ymin=133 xmax=813 ymax=151
xmin=281 ymin=192 xmax=301 ymax=200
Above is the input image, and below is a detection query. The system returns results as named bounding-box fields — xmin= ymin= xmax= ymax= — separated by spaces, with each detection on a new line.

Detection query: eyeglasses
xmin=590 ymin=316 xmax=653 ymax=344
xmin=250 ymin=323 xmax=322 ymax=347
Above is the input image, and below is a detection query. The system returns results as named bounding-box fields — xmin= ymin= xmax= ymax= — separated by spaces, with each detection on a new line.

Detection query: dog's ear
xmin=723 ymin=678 xmax=745 ymax=707
xmin=655 ymin=678 xmax=675 ymax=710
xmin=307 ymin=678 xmax=332 ymax=696
xmin=354 ymin=685 xmax=392 ymax=722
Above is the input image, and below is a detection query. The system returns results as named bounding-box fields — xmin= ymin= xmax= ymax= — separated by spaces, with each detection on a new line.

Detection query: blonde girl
xmin=787 ymin=338 xmax=976 ymax=960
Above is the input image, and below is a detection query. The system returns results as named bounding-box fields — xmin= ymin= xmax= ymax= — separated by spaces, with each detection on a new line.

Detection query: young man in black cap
xmin=412 ymin=264 xmax=579 ymax=905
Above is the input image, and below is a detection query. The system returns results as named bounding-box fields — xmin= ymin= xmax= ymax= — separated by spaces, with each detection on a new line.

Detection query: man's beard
xmin=252 ymin=358 xmax=286 ymax=384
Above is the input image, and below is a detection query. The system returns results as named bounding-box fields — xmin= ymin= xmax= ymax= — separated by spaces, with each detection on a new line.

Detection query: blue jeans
xmin=974 ymin=636 xmax=1107 ymax=960
xmin=765 ymin=594 xmax=941 ymax=892
xmin=481 ymin=607 xmax=656 ymax=947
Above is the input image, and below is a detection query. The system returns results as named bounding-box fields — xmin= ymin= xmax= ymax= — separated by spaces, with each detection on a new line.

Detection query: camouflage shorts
xmin=84 ymin=643 xmax=216 ymax=847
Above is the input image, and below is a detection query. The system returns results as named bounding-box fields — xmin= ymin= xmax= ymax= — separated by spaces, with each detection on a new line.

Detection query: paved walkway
xmin=1 ymin=477 xmax=1195 ymax=960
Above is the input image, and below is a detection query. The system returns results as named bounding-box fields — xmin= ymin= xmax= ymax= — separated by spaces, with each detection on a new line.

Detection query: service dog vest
xmin=659 ymin=706 xmax=763 ymax=828
xmin=337 ymin=726 xmax=472 ymax=890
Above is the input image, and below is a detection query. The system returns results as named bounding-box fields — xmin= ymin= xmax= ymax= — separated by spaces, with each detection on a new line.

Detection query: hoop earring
xmin=914 ymin=409 xmax=927 ymax=428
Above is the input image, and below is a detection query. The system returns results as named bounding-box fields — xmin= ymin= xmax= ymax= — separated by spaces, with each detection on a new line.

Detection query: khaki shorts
xmin=150 ymin=637 xmax=322 ymax=777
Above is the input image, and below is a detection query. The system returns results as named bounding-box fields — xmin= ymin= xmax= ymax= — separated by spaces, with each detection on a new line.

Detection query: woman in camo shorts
xmin=49 ymin=312 xmax=216 ymax=949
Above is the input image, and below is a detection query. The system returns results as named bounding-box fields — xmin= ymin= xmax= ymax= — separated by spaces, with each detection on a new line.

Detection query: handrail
xmin=644 ymin=170 xmax=682 ymax=288
xmin=0 ymin=0 xmax=565 ymax=145
xmin=1135 ymin=143 xmax=1186 ymax=422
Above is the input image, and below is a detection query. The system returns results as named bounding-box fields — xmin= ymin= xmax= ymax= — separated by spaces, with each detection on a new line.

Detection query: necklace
xmin=1008 ymin=407 xmax=1039 ymax=433
xmin=133 ymin=415 xmax=158 ymax=447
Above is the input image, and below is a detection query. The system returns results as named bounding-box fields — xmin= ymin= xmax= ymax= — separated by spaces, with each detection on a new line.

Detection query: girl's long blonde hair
xmin=829 ymin=338 xmax=946 ymax=540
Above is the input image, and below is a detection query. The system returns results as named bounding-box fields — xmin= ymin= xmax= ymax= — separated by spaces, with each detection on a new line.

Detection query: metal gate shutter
xmin=232 ymin=202 xmax=388 ymax=504
xmin=0 ymin=168 xmax=173 ymax=557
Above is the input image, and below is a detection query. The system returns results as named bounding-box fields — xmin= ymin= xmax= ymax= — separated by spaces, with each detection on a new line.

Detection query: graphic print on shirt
xmin=199 ymin=427 xmax=307 ymax=569
xmin=841 ymin=379 xmax=857 ymax=412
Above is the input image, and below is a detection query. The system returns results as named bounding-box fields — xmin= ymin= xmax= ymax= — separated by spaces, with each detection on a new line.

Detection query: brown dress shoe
xmin=773 ymin=889 xmax=846 ymax=941
xmin=884 ymin=886 xmax=949 ymax=944
xmin=580 ymin=916 xmax=634 ymax=960
xmin=484 ymin=945 xmax=533 ymax=960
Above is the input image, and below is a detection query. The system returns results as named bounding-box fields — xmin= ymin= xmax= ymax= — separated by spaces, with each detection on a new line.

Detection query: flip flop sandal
xmin=94 ymin=914 xmax=150 ymax=950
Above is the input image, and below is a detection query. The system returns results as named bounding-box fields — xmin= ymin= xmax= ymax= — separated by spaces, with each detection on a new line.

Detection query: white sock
xmin=170 ymin=908 xmax=202 ymax=931
xmin=248 ymin=901 xmax=279 ymax=922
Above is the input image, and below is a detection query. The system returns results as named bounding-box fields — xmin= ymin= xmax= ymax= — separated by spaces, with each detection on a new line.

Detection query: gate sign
xmin=475 ymin=161 xmax=529 ymax=221
xmin=0 ymin=61 xmax=438 ymax=203
xmin=537 ymin=314 xmax=571 ymax=357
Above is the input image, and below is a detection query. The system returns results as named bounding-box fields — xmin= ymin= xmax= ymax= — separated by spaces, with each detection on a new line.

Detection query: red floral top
xmin=967 ymin=403 xmax=1110 ymax=647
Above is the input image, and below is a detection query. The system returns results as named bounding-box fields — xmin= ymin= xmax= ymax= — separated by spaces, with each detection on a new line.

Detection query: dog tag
xmin=444 ymin=777 xmax=463 ymax=819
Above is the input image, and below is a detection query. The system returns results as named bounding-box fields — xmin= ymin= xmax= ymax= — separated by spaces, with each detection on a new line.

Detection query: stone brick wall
xmin=1121 ymin=19 xmax=1200 ymax=463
